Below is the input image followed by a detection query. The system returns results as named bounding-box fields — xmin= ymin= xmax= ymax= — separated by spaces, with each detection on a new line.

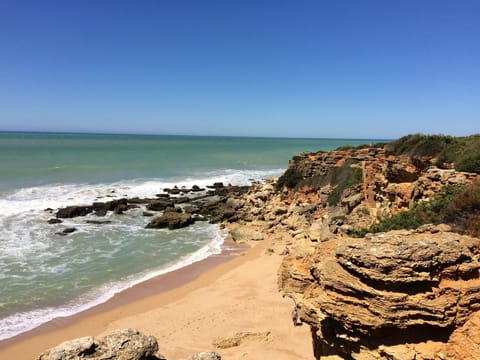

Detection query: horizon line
xmin=0 ymin=130 xmax=393 ymax=142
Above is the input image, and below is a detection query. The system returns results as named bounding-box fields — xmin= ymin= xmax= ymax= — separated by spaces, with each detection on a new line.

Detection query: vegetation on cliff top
xmin=335 ymin=142 xmax=389 ymax=151
xmin=387 ymin=133 xmax=480 ymax=173
xmin=351 ymin=181 xmax=480 ymax=238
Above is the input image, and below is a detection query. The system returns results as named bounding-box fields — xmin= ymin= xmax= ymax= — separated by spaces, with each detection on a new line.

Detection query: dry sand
xmin=0 ymin=236 xmax=314 ymax=360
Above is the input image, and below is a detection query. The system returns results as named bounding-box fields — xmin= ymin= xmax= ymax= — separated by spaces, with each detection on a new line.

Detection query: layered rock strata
xmin=279 ymin=227 xmax=480 ymax=358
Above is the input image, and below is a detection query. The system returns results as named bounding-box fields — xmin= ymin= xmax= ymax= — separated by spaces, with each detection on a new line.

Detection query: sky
xmin=0 ymin=0 xmax=478 ymax=139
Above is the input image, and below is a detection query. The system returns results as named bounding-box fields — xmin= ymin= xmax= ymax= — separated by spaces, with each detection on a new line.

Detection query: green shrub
xmin=455 ymin=153 xmax=480 ymax=173
xmin=351 ymin=184 xmax=464 ymax=237
xmin=334 ymin=142 xmax=388 ymax=151
xmin=387 ymin=133 xmax=480 ymax=173
xmin=386 ymin=134 xmax=455 ymax=157
xmin=445 ymin=181 xmax=480 ymax=237
xmin=335 ymin=145 xmax=356 ymax=151
xmin=275 ymin=168 xmax=303 ymax=190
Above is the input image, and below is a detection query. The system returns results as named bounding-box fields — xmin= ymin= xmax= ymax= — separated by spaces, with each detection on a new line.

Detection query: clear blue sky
xmin=0 ymin=1 xmax=478 ymax=139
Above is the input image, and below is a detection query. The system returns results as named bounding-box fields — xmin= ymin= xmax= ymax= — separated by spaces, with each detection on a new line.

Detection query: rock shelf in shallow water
xmin=51 ymin=183 xmax=251 ymax=231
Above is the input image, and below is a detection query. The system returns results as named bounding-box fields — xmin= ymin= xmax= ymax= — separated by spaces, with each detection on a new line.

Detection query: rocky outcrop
xmin=37 ymin=329 xmax=163 ymax=360
xmin=279 ymin=227 xmax=480 ymax=359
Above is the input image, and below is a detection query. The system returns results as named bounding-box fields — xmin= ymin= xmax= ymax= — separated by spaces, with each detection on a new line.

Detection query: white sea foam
xmin=0 ymin=225 xmax=226 ymax=341
xmin=0 ymin=168 xmax=282 ymax=217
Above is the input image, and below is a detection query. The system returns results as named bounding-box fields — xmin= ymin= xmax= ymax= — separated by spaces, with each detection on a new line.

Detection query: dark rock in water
xmin=56 ymin=227 xmax=77 ymax=236
xmin=48 ymin=218 xmax=62 ymax=224
xmin=146 ymin=212 xmax=194 ymax=230
xmin=44 ymin=208 xmax=54 ymax=212
xmin=36 ymin=328 xmax=163 ymax=360
xmin=128 ymin=197 xmax=150 ymax=204
xmin=207 ymin=182 xmax=225 ymax=189
xmin=163 ymin=206 xmax=183 ymax=214
xmin=114 ymin=203 xmax=128 ymax=214
xmin=197 ymin=201 xmax=236 ymax=223
xmin=156 ymin=193 xmax=170 ymax=198
xmin=92 ymin=199 xmax=129 ymax=216
xmin=56 ymin=205 xmax=93 ymax=218
xmin=146 ymin=200 xmax=175 ymax=211
xmin=85 ymin=220 xmax=112 ymax=225
xmin=191 ymin=185 xmax=205 ymax=192
xmin=183 ymin=205 xmax=196 ymax=214
xmin=164 ymin=186 xmax=182 ymax=195
xmin=93 ymin=205 xmax=107 ymax=217
xmin=143 ymin=211 xmax=155 ymax=217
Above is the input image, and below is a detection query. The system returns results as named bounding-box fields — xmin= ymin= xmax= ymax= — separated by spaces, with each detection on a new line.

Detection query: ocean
xmin=0 ymin=132 xmax=381 ymax=341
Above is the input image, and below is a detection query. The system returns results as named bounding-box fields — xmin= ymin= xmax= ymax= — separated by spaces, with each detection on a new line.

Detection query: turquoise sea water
xmin=0 ymin=132 xmax=383 ymax=341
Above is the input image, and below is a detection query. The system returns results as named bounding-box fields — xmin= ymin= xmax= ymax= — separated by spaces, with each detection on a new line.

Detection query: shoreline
xmin=0 ymin=238 xmax=245 ymax=355
xmin=0 ymin=233 xmax=314 ymax=359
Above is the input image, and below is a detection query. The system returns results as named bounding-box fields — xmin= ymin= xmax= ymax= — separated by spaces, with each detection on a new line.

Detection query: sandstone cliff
xmin=268 ymin=142 xmax=480 ymax=359
xmin=223 ymin=139 xmax=480 ymax=359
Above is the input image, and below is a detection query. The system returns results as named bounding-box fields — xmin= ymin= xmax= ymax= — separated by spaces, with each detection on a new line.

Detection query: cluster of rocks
xmin=37 ymin=328 xmax=221 ymax=360
xmin=47 ymin=182 xmax=252 ymax=232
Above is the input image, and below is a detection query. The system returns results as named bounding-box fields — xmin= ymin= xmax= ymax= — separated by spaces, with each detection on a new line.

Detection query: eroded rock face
xmin=279 ymin=227 xmax=480 ymax=359
xmin=37 ymin=329 xmax=162 ymax=360
xmin=278 ymin=146 xmax=479 ymax=236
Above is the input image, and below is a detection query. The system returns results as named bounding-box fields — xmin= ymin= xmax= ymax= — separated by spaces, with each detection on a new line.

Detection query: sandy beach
xmin=0 ymin=235 xmax=314 ymax=360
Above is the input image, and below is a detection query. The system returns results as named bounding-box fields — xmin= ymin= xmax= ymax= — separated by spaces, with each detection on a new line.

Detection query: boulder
xmin=229 ymin=226 xmax=264 ymax=243
xmin=307 ymin=219 xmax=331 ymax=242
xmin=191 ymin=185 xmax=205 ymax=192
xmin=146 ymin=212 xmax=194 ymax=230
xmin=37 ymin=329 xmax=162 ymax=360
xmin=197 ymin=201 xmax=237 ymax=223
xmin=146 ymin=200 xmax=175 ymax=212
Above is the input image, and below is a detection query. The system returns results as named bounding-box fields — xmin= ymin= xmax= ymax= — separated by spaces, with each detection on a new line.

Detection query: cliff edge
xmin=224 ymin=134 xmax=480 ymax=359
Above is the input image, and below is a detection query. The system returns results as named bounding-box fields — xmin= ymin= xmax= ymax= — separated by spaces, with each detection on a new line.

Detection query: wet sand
xmin=0 ymin=237 xmax=314 ymax=359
